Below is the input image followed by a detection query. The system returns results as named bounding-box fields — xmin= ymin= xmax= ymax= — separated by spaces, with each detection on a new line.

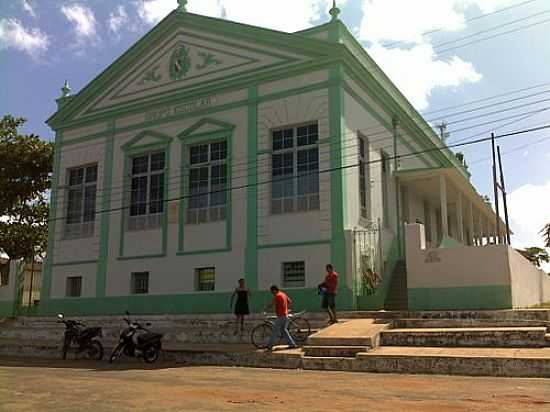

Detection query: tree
xmin=541 ymin=223 xmax=550 ymax=249
xmin=518 ymin=247 xmax=550 ymax=269
xmin=0 ymin=115 xmax=53 ymax=261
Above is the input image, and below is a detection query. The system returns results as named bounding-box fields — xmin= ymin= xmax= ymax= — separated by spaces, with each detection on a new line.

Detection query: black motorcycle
xmin=109 ymin=312 xmax=163 ymax=364
xmin=57 ymin=313 xmax=104 ymax=360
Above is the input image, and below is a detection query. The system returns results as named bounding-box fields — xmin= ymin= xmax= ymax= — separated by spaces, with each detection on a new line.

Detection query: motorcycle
xmin=57 ymin=313 xmax=104 ymax=361
xmin=109 ymin=311 xmax=163 ymax=364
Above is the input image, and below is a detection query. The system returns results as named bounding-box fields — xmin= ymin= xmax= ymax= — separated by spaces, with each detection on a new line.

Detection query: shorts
xmin=322 ymin=293 xmax=336 ymax=310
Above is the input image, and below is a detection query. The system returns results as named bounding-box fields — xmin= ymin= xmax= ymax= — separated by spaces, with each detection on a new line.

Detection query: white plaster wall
xmin=543 ymin=274 xmax=550 ymax=303
xmin=0 ymin=260 xmax=17 ymax=302
xmin=184 ymin=222 xmax=226 ymax=252
xmin=53 ymin=140 xmax=105 ymax=264
xmin=51 ymin=263 xmax=97 ymax=299
xmin=258 ymin=245 xmax=330 ymax=290
xmin=258 ymin=70 xmax=328 ymax=96
xmin=62 ymin=123 xmax=107 ymax=143
xmin=406 ymin=224 xmax=511 ymax=289
xmin=508 ymin=247 xmax=548 ymax=308
xmin=257 ymin=90 xmax=331 ymax=245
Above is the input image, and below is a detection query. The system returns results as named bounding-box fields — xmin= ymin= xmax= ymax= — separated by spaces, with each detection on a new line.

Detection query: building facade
xmin=36 ymin=4 xmax=512 ymax=317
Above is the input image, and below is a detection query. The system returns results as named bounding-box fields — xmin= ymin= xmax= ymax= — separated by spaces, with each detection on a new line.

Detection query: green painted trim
xmin=258 ymin=240 xmax=331 ymax=250
xmin=96 ymin=121 xmax=115 ymax=297
xmin=118 ymin=132 xmax=171 ymax=259
xmin=41 ymin=131 xmax=63 ymax=302
xmin=38 ymin=286 xmax=355 ymax=316
xmin=176 ymin=248 xmax=231 ymax=256
xmin=395 ymin=166 xmax=445 ymax=176
xmin=178 ymin=117 xmax=235 ymax=139
xmin=0 ymin=300 xmax=16 ymax=317
xmin=178 ymin=126 xmax=234 ymax=254
xmin=117 ymin=254 xmax=166 ymax=261
xmin=121 ymin=130 xmax=173 ymax=151
xmin=408 ymin=285 xmax=512 ymax=311
xmin=53 ymin=260 xmax=99 ymax=267
xmin=245 ymin=85 xmax=259 ymax=291
xmin=328 ymin=61 xmax=347 ymax=294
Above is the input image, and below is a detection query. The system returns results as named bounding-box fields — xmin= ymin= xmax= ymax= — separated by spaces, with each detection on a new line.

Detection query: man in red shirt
xmin=319 ymin=264 xmax=338 ymax=324
xmin=265 ymin=285 xmax=297 ymax=351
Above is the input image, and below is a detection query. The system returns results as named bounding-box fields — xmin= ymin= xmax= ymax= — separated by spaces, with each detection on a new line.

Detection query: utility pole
xmin=497 ymin=146 xmax=512 ymax=245
xmin=491 ymin=133 xmax=501 ymax=244
xmin=436 ymin=121 xmax=450 ymax=143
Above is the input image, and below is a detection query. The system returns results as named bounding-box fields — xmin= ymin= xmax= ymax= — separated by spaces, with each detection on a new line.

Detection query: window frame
xmin=64 ymin=164 xmax=98 ymax=239
xmin=271 ymin=122 xmax=320 ymax=215
xmin=196 ymin=267 xmax=216 ymax=292
xmin=131 ymin=272 xmax=149 ymax=295
xmin=186 ymin=140 xmax=228 ymax=225
xmin=358 ymin=133 xmax=371 ymax=221
xmin=127 ymin=151 xmax=167 ymax=232
xmin=381 ymin=150 xmax=390 ymax=228
xmin=65 ymin=276 xmax=82 ymax=298
xmin=282 ymin=261 xmax=306 ymax=288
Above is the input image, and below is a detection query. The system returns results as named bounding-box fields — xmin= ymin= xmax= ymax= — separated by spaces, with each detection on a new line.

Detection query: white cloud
xmin=508 ymin=181 xmax=550 ymax=272
xmin=61 ymin=3 xmax=98 ymax=44
xmin=109 ymin=5 xmax=129 ymax=34
xmin=367 ymin=43 xmax=482 ymax=110
xmin=0 ymin=18 xmax=49 ymax=58
xmin=21 ymin=0 xmax=37 ymax=19
xmin=135 ymin=0 xmax=348 ymax=31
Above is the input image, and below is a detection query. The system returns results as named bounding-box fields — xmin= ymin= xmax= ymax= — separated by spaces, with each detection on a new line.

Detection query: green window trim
xmin=118 ymin=130 xmax=173 ymax=260
xmin=177 ymin=118 xmax=235 ymax=254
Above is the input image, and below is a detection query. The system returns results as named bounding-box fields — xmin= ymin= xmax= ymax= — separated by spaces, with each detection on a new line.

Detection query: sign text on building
xmin=145 ymin=96 xmax=216 ymax=122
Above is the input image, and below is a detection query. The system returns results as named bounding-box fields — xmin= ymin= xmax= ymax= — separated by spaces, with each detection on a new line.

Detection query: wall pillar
xmin=439 ymin=175 xmax=449 ymax=238
xmin=456 ymin=191 xmax=464 ymax=243
xmin=468 ymin=200 xmax=474 ymax=246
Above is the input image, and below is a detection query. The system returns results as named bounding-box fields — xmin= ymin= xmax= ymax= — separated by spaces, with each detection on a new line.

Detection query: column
xmin=468 ymin=201 xmax=475 ymax=246
xmin=479 ymin=211 xmax=484 ymax=246
xmin=439 ymin=175 xmax=449 ymax=238
xmin=457 ymin=191 xmax=464 ymax=243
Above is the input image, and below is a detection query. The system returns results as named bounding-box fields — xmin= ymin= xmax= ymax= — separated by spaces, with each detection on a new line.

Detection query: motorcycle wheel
xmin=143 ymin=346 xmax=160 ymax=364
xmin=87 ymin=340 xmax=104 ymax=361
xmin=109 ymin=343 xmax=124 ymax=363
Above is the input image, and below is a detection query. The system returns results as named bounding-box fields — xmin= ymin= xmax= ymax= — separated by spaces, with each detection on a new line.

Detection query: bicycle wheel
xmin=289 ymin=317 xmax=311 ymax=345
xmin=251 ymin=323 xmax=273 ymax=349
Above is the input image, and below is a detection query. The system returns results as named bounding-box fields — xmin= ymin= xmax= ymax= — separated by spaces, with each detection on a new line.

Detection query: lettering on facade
xmin=144 ymin=96 xmax=216 ymax=122
xmin=425 ymin=250 xmax=441 ymax=263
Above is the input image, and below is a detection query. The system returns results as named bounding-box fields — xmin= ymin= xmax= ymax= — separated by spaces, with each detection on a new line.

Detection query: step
xmin=546 ymin=334 xmax=550 ymax=346
xmin=307 ymin=319 xmax=390 ymax=347
xmin=301 ymin=356 xmax=357 ymax=371
xmin=394 ymin=318 xmax=550 ymax=329
xmin=381 ymin=327 xmax=548 ymax=348
xmin=355 ymin=347 xmax=550 ymax=378
xmin=303 ymin=345 xmax=370 ymax=358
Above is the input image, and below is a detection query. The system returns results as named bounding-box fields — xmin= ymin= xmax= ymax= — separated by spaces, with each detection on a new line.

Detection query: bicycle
xmin=251 ymin=310 xmax=312 ymax=349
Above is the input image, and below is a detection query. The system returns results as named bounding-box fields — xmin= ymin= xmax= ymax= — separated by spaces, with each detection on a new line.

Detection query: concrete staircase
xmin=384 ymin=260 xmax=408 ymax=311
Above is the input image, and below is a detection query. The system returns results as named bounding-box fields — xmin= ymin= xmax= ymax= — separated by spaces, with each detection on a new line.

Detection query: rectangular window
xmin=66 ymin=276 xmax=82 ymax=297
xmin=272 ymin=123 xmax=320 ymax=214
xmin=131 ymin=272 xmax=149 ymax=295
xmin=358 ymin=135 xmax=369 ymax=219
xmin=65 ymin=165 xmax=97 ymax=239
xmin=188 ymin=141 xmax=228 ymax=224
xmin=381 ymin=151 xmax=390 ymax=228
xmin=128 ymin=152 xmax=165 ymax=231
xmin=0 ymin=262 xmax=9 ymax=287
xmin=282 ymin=261 xmax=306 ymax=288
xmin=196 ymin=267 xmax=215 ymax=291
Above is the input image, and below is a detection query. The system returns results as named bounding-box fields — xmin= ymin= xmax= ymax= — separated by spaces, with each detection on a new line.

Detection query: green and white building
xmin=24 ymin=2 xmax=548 ymax=317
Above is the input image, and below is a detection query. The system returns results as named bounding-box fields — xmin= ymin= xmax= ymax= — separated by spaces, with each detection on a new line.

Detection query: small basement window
xmin=196 ymin=267 xmax=215 ymax=291
xmin=131 ymin=272 xmax=149 ymax=294
xmin=66 ymin=276 xmax=82 ymax=297
xmin=0 ymin=262 xmax=9 ymax=287
xmin=282 ymin=261 xmax=305 ymax=288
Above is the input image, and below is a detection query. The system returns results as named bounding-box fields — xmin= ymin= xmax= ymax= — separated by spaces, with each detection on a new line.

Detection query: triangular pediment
xmin=122 ymin=130 xmax=172 ymax=152
xmin=179 ymin=118 xmax=235 ymax=139
xmin=49 ymin=12 xmax=335 ymax=127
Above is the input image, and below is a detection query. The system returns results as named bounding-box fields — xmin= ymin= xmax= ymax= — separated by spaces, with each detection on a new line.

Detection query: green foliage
xmin=0 ymin=115 xmax=53 ymax=260
xmin=518 ymin=247 xmax=550 ymax=269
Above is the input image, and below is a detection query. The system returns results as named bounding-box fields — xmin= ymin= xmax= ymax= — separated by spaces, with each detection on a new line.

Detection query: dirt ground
xmin=0 ymin=358 xmax=549 ymax=412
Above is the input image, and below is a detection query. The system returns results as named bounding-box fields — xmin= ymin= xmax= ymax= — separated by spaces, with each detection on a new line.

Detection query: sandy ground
xmin=0 ymin=358 xmax=549 ymax=412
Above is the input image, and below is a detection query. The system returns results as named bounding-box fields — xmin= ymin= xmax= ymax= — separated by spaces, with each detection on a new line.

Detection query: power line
xmin=48 ymin=123 xmax=550 ymax=224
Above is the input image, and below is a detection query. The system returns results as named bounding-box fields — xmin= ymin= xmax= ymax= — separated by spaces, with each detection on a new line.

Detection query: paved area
xmin=0 ymin=358 xmax=549 ymax=412
xmin=364 ymin=346 xmax=550 ymax=358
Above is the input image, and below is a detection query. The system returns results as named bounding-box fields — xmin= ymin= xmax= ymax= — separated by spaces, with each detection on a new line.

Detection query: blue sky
xmin=1 ymin=0 xmax=549 ymax=255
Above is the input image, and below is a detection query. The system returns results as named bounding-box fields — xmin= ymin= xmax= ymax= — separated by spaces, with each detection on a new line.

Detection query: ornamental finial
xmin=177 ymin=0 xmax=187 ymax=13
xmin=329 ymin=0 xmax=341 ymax=21
xmin=60 ymin=80 xmax=71 ymax=98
